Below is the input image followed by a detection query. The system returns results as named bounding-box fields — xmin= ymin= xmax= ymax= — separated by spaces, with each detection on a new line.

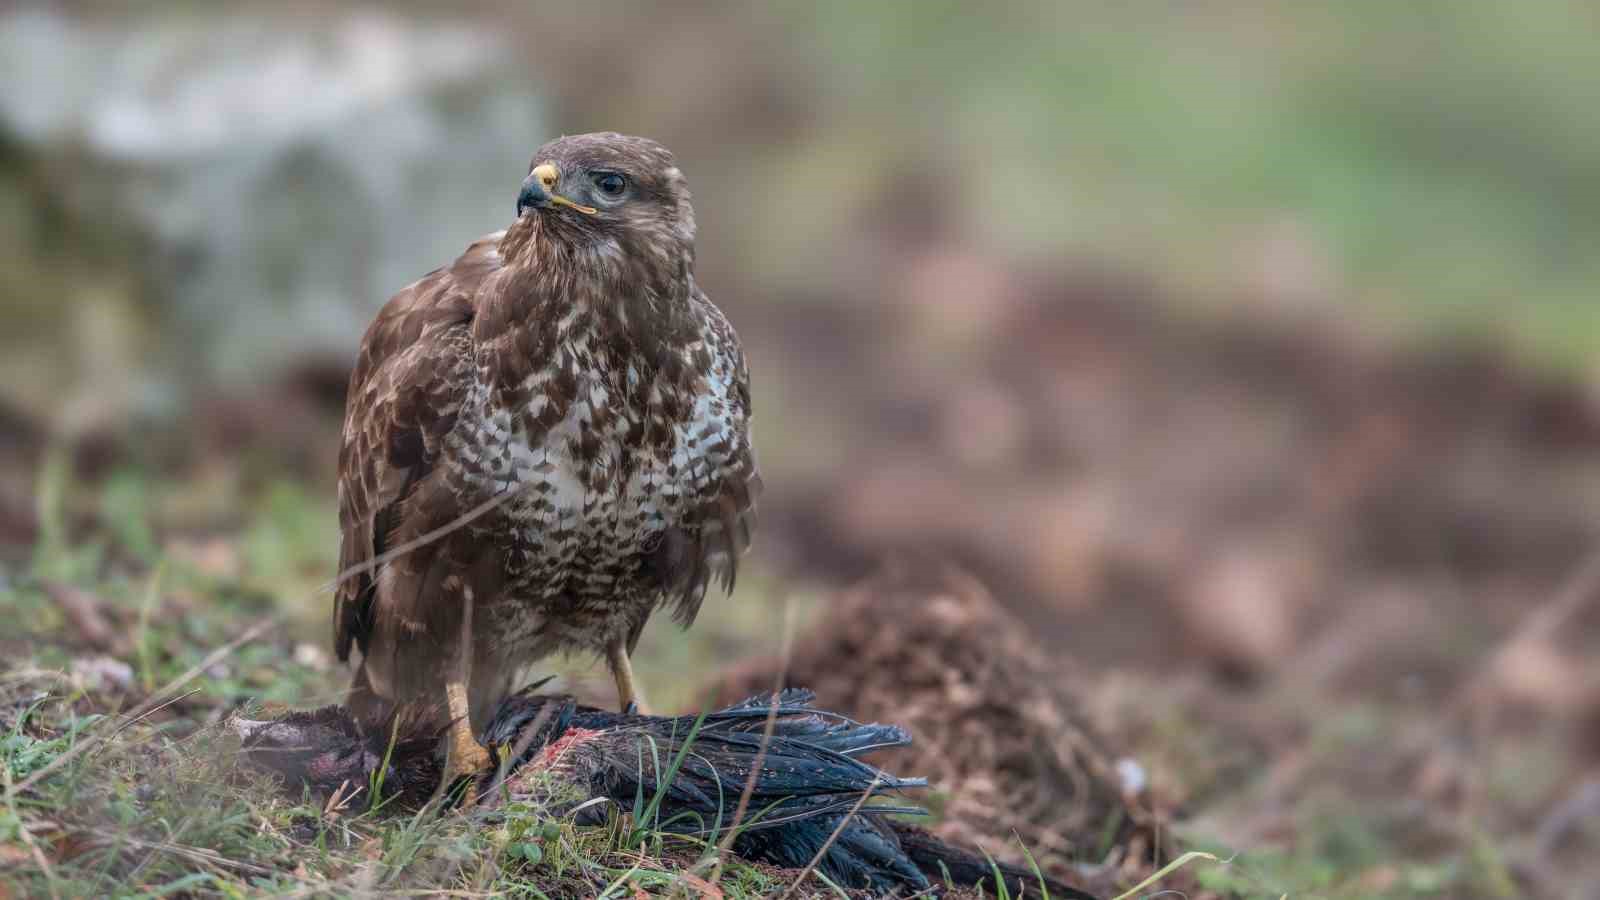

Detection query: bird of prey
xmin=333 ymin=132 xmax=760 ymax=789
xmin=237 ymin=689 xmax=1100 ymax=898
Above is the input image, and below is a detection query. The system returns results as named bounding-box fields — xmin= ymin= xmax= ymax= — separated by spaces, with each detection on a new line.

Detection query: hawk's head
xmin=514 ymin=132 xmax=695 ymax=267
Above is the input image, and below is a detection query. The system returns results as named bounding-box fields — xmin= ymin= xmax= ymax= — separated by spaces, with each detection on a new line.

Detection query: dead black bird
xmin=236 ymin=688 xmax=1099 ymax=898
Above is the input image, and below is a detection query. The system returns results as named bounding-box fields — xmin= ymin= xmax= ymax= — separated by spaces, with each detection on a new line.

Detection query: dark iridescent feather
xmin=237 ymin=690 xmax=1098 ymax=898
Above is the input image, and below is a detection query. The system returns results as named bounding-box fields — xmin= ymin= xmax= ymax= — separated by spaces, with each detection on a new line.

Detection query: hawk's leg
xmin=438 ymin=584 xmax=491 ymax=805
xmin=441 ymin=677 xmax=490 ymax=803
xmin=606 ymin=637 xmax=649 ymax=715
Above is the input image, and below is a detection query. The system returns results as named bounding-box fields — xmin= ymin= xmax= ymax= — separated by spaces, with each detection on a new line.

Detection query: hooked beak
xmin=517 ymin=162 xmax=597 ymax=218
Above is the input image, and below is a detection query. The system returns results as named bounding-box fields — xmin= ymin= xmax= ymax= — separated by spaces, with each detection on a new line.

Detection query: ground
xmin=5 ymin=274 xmax=1599 ymax=898
xmin=7 ymin=2 xmax=1600 ymax=897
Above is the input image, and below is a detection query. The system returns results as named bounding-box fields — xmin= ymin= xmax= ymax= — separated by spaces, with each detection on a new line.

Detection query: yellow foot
xmin=438 ymin=676 xmax=490 ymax=806
xmin=440 ymin=717 xmax=492 ymax=806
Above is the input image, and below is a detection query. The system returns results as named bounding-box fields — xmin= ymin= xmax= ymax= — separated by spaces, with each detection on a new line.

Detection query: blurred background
xmin=4 ymin=2 xmax=1600 ymax=897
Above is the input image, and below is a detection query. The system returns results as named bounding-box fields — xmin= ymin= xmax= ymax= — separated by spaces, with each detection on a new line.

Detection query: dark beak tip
xmin=517 ymin=179 xmax=548 ymax=218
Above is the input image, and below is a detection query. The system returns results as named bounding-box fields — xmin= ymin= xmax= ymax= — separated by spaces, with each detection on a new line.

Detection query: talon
xmin=438 ymin=677 xmax=492 ymax=806
xmin=441 ymin=717 xmax=492 ymax=806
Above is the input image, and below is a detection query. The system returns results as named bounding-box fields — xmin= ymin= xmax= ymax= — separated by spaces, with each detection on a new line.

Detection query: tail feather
xmin=891 ymin=822 xmax=1100 ymax=900
xmin=729 ymin=810 xmax=930 ymax=894
xmin=704 ymin=691 xmax=913 ymax=758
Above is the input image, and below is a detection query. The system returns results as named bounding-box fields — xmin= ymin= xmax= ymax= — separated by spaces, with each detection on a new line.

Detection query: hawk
xmin=333 ymin=132 xmax=760 ymax=785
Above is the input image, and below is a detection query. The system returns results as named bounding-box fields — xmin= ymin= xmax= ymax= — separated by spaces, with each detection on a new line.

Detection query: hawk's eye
xmin=592 ymin=172 xmax=627 ymax=197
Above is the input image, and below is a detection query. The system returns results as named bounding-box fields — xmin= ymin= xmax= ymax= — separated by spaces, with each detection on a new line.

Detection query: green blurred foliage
xmin=785 ymin=0 xmax=1600 ymax=364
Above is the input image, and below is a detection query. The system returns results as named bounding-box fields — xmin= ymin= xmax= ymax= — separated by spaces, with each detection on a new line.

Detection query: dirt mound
xmin=716 ymin=564 xmax=1165 ymax=892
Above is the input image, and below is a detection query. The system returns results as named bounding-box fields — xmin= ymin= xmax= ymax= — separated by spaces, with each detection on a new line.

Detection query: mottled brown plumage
xmin=334 ymin=133 xmax=759 ymax=750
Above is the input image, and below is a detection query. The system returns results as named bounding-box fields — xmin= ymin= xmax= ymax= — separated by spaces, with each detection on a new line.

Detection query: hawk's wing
xmin=333 ymin=234 xmax=500 ymax=662
xmin=655 ymin=289 xmax=763 ymax=627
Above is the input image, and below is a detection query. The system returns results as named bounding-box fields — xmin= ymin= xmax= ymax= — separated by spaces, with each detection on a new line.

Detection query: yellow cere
xmin=532 ymin=162 xmax=597 ymax=215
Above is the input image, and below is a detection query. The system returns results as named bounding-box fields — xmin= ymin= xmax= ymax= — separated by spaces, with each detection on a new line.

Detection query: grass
xmin=0 ymin=629 xmax=805 ymax=898
xmin=0 ymin=680 xmax=792 ymax=898
xmin=0 ymin=462 xmax=820 ymax=898
xmin=0 ymin=462 xmax=1251 ymax=899
xmin=2 ymin=444 xmax=1577 ymax=898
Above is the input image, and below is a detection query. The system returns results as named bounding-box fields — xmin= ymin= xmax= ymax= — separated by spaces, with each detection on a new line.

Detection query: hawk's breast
xmin=448 ymin=327 xmax=735 ymax=609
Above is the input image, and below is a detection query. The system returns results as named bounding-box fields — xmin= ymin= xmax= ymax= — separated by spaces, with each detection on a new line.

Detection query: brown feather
xmin=335 ymin=133 xmax=759 ymax=727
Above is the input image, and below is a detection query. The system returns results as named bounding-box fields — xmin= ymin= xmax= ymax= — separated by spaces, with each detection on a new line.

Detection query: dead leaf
xmin=677 ymin=873 xmax=725 ymax=899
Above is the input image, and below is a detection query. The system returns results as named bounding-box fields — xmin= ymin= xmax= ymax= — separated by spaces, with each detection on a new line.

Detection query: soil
xmin=717 ymin=563 xmax=1171 ymax=897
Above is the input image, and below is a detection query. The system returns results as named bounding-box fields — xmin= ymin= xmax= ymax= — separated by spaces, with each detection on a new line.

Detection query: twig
xmin=324 ymin=779 xmax=357 ymax=818
xmin=10 ymin=617 xmax=276 ymax=795
xmin=475 ymin=698 xmax=557 ymax=812
xmin=701 ymin=593 xmax=795 ymax=891
xmin=323 ymin=489 xmax=524 ymax=594
xmin=1399 ymin=542 xmax=1600 ymax=765
xmin=108 ymin=689 xmax=202 ymax=740
xmin=83 ymin=830 xmax=280 ymax=878
xmin=3 ymin=766 xmax=61 ymax=900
